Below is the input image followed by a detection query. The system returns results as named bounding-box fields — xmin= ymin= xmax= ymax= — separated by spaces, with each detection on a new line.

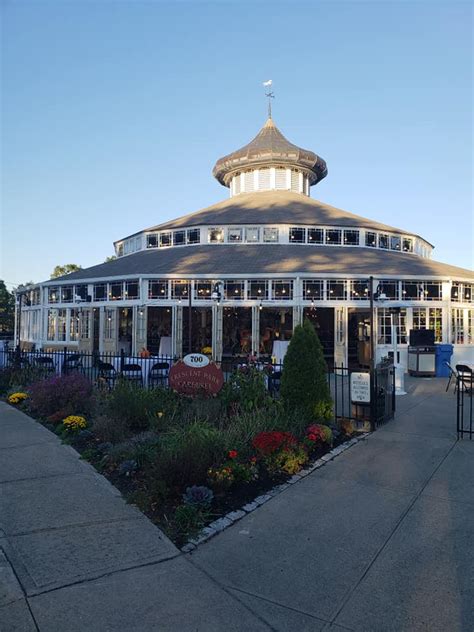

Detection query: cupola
xmin=212 ymin=117 xmax=327 ymax=197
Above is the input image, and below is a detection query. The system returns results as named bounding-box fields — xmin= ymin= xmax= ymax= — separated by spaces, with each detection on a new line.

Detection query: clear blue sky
xmin=1 ymin=0 xmax=472 ymax=288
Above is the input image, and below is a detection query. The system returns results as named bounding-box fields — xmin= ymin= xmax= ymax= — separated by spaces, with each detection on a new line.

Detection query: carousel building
xmin=18 ymin=114 xmax=473 ymax=369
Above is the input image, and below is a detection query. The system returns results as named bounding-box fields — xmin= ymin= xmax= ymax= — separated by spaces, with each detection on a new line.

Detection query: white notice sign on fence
xmin=351 ymin=372 xmax=371 ymax=403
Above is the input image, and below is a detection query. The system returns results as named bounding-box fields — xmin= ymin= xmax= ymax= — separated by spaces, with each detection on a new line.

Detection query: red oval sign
xmin=169 ymin=360 xmax=224 ymax=396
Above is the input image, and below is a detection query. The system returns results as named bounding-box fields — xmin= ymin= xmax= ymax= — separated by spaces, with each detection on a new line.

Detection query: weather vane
xmin=262 ymin=80 xmax=274 ymax=118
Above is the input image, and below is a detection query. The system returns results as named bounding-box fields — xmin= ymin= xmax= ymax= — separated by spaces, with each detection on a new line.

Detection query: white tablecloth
xmin=158 ymin=336 xmax=172 ymax=356
xmin=272 ymin=341 xmax=290 ymax=364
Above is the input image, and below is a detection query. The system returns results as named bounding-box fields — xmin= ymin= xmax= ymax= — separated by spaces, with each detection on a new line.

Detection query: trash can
xmin=435 ymin=344 xmax=454 ymax=377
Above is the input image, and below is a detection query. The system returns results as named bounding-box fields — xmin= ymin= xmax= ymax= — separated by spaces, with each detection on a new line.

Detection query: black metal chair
xmin=456 ymin=364 xmax=473 ymax=394
xmin=97 ymin=361 xmax=118 ymax=390
xmin=268 ymin=370 xmax=282 ymax=395
xmin=34 ymin=356 xmax=56 ymax=374
xmin=444 ymin=361 xmax=458 ymax=393
xmin=62 ymin=353 xmax=83 ymax=374
xmin=121 ymin=363 xmax=143 ymax=386
xmin=148 ymin=362 xmax=170 ymax=387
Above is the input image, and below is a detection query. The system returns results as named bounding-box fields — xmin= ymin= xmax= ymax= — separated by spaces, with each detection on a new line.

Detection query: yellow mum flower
xmin=8 ymin=392 xmax=28 ymax=405
xmin=62 ymin=415 xmax=87 ymax=432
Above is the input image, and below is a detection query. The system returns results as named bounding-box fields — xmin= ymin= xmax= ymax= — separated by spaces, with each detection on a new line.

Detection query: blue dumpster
xmin=435 ymin=344 xmax=454 ymax=377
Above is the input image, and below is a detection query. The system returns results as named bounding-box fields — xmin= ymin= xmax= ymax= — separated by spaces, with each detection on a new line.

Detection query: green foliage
xmin=108 ymin=432 xmax=160 ymax=468
xmin=168 ymin=504 xmax=211 ymax=543
xmin=0 ymin=365 xmax=45 ymax=395
xmin=105 ymin=381 xmax=180 ymax=433
xmin=314 ymin=400 xmax=333 ymax=422
xmin=0 ymin=281 xmax=15 ymax=337
xmin=50 ymin=264 xmax=82 ymax=279
xmin=91 ymin=414 xmax=129 ymax=444
xmin=280 ymin=319 xmax=332 ymax=421
xmin=220 ymin=365 xmax=270 ymax=413
xmin=152 ymin=421 xmax=226 ymax=486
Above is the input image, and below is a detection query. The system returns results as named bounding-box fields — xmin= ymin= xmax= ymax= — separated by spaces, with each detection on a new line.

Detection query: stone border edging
xmin=181 ymin=432 xmax=371 ymax=553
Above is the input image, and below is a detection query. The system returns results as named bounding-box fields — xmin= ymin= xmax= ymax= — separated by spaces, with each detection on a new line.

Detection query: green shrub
xmin=220 ymin=365 xmax=270 ymax=413
xmin=91 ymin=414 xmax=129 ymax=444
xmin=105 ymin=381 xmax=180 ymax=433
xmin=168 ymin=504 xmax=211 ymax=543
xmin=151 ymin=421 xmax=226 ymax=486
xmin=0 ymin=366 xmax=46 ymax=395
xmin=280 ymin=319 xmax=332 ymax=422
xmin=221 ymin=409 xmax=277 ymax=459
xmin=108 ymin=432 xmax=160 ymax=468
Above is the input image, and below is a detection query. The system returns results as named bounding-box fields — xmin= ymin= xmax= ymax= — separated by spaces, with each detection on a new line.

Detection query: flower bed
xmin=0 ymin=347 xmax=355 ymax=548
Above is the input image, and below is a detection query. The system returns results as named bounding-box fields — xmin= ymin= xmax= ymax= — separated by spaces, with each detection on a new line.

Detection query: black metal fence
xmin=457 ymin=376 xmax=473 ymax=439
xmin=331 ymin=361 xmax=395 ymax=431
xmin=0 ymin=347 xmax=284 ymax=393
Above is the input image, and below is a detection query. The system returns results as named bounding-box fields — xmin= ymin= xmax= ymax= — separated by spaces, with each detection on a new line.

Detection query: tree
xmin=280 ymin=319 xmax=332 ymax=422
xmin=50 ymin=264 xmax=82 ymax=279
xmin=0 ymin=280 xmax=15 ymax=338
xmin=104 ymin=256 xmax=116 ymax=263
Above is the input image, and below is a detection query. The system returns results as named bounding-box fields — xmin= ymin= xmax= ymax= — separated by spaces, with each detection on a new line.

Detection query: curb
xmin=181 ymin=432 xmax=371 ymax=553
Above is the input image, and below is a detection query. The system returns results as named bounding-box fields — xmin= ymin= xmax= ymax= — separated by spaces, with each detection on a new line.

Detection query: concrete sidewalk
xmin=1 ymin=377 xmax=473 ymax=631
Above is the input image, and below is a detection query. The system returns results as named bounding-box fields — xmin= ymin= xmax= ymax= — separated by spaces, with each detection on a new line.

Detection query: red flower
xmin=228 ymin=450 xmax=238 ymax=459
xmin=252 ymin=431 xmax=298 ymax=456
xmin=308 ymin=433 xmax=317 ymax=441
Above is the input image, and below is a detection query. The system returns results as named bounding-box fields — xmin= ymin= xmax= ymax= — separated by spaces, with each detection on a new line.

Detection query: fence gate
xmin=332 ymin=361 xmax=395 ymax=431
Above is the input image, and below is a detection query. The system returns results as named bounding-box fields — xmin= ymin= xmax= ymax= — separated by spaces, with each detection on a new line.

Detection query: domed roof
xmin=212 ymin=118 xmax=327 ymax=186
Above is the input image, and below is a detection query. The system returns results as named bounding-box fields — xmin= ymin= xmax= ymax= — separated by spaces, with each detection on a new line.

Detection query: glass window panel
xmin=109 ymin=282 xmax=123 ymax=300
xmin=57 ymin=309 xmax=67 ymax=341
xmin=69 ymin=308 xmax=79 ymax=341
xmin=424 ymin=282 xmax=442 ymax=300
xmin=125 ymin=281 xmax=139 ymax=300
xmin=390 ymin=236 xmax=401 ymax=251
xmin=75 ymin=285 xmax=88 ymax=301
xmin=171 ymin=281 xmax=189 ymax=299
xmin=428 ymin=308 xmax=443 ymax=342
xmin=289 ymin=227 xmax=305 ymax=243
xmin=464 ymin=284 xmax=473 ymax=302
xmin=303 ymin=280 xmax=323 ymax=300
xmin=209 ymin=228 xmax=224 ymax=243
xmin=451 ymin=308 xmax=464 ymax=344
xmin=344 ymin=230 xmax=359 ymax=246
xmin=146 ymin=234 xmax=158 ymax=248
xmin=48 ymin=287 xmax=59 ymax=304
xmin=379 ymin=234 xmax=389 ymax=249
xmin=378 ymin=281 xmax=398 ymax=300
xmin=263 ymin=227 xmax=279 ymax=243
xmin=187 ymin=228 xmax=200 ymax=244
xmin=402 ymin=281 xmax=422 ymax=300
xmin=149 ymin=280 xmax=168 ymax=299
xmin=228 ymin=228 xmax=243 ymax=242
xmin=308 ymin=228 xmax=323 ymax=244
xmin=327 ymin=280 xmax=346 ymax=299
xmin=195 ymin=281 xmax=213 ymax=300
xmin=94 ymin=284 xmax=107 ymax=301
xmin=350 ymin=280 xmax=370 ymax=299
xmin=326 ymin=229 xmax=342 ymax=244
xmin=413 ymin=308 xmax=427 ymax=330
xmin=173 ymin=230 xmax=185 ymax=245
xmin=224 ymin=280 xmax=245 ymax=299
xmin=402 ymin=237 xmax=413 ymax=252
xmin=272 ymin=280 xmax=293 ymax=300
xmin=245 ymin=227 xmax=260 ymax=242
xmin=61 ymin=286 xmax=73 ymax=302
xmin=451 ymin=282 xmax=460 ymax=301
xmin=366 ymin=232 xmax=377 ymax=247
xmin=116 ymin=243 xmax=124 ymax=256
xmin=248 ymin=279 xmax=268 ymax=300
xmin=160 ymin=232 xmax=172 ymax=247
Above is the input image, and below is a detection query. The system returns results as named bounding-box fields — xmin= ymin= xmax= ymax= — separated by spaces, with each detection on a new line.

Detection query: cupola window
xmin=379 ymin=234 xmax=389 ymax=249
xmin=187 ymin=229 xmax=200 ymax=244
xmin=263 ymin=227 xmax=279 ymax=242
xmin=147 ymin=234 xmax=158 ymax=248
xmin=275 ymin=168 xmax=287 ymax=189
xmin=290 ymin=170 xmax=300 ymax=192
xmin=402 ymin=238 xmax=413 ymax=252
xmin=258 ymin=168 xmax=271 ymax=190
xmin=174 ymin=230 xmax=186 ymax=246
xmin=366 ymin=232 xmax=377 ymax=247
xmin=160 ymin=232 xmax=172 ymax=247
xmin=245 ymin=227 xmax=260 ymax=242
xmin=390 ymin=236 xmax=401 ymax=251
xmin=244 ymin=171 xmax=255 ymax=192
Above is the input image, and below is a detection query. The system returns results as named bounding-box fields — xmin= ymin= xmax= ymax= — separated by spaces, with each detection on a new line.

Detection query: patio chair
xmin=62 ymin=353 xmax=83 ymax=374
xmin=34 ymin=356 xmax=56 ymax=374
xmin=444 ymin=362 xmax=458 ymax=393
xmin=120 ymin=363 xmax=143 ymax=386
xmin=455 ymin=364 xmax=473 ymax=394
xmin=267 ymin=369 xmax=282 ymax=395
xmin=148 ymin=362 xmax=170 ymax=387
xmin=97 ymin=361 xmax=118 ymax=390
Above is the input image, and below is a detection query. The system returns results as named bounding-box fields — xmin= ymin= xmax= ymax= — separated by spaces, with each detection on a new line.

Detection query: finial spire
xmin=262 ymin=80 xmax=274 ymax=118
